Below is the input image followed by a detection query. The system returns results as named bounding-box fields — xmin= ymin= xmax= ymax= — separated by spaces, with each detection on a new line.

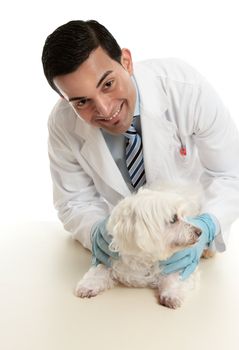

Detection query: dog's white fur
xmin=75 ymin=183 xmax=214 ymax=309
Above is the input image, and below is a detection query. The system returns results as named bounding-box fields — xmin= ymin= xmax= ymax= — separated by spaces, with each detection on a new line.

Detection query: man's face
xmin=54 ymin=47 xmax=136 ymax=134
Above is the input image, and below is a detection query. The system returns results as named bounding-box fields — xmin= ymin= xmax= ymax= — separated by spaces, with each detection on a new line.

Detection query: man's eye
xmin=104 ymin=80 xmax=114 ymax=88
xmin=76 ymin=99 xmax=88 ymax=108
xmin=170 ymin=214 xmax=178 ymax=224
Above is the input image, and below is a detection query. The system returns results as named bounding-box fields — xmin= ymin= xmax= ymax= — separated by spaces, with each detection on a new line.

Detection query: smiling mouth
xmin=96 ymin=102 xmax=124 ymax=121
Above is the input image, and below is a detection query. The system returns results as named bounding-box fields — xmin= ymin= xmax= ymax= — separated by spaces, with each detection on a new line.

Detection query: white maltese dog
xmin=75 ymin=183 xmax=214 ymax=309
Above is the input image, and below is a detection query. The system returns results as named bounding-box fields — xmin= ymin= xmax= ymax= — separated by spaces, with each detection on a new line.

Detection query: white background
xmin=0 ymin=0 xmax=238 ymax=222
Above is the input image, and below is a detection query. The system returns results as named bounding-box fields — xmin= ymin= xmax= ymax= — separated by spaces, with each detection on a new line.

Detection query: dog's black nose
xmin=194 ymin=227 xmax=202 ymax=237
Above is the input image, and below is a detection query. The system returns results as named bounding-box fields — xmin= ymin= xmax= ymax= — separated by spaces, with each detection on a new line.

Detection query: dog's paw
xmin=75 ymin=265 xmax=115 ymax=299
xmin=158 ymin=294 xmax=182 ymax=309
xmin=202 ymin=249 xmax=215 ymax=259
xmin=75 ymin=283 xmax=102 ymax=298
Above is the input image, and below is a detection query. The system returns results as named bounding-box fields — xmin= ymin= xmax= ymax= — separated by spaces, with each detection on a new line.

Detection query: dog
xmin=75 ymin=183 xmax=214 ymax=309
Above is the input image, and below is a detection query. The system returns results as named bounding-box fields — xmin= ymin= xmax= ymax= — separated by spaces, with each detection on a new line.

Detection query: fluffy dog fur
xmin=75 ymin=183 xmax=214 ymax=309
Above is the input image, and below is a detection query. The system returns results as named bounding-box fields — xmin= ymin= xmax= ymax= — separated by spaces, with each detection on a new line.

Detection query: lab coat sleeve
xmin=48 ymin=114 xmax=110 ymax=251
xmin=192 ymin=80 xmax=239 ymax=251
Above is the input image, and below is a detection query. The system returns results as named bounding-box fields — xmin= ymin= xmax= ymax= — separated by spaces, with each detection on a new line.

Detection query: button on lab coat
xmin=48 ymin=58 xmax=239 ymax=251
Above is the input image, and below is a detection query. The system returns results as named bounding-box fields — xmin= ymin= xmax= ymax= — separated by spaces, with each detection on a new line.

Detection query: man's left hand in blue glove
xmin=160 ymin=213 xmax=216 ymax=280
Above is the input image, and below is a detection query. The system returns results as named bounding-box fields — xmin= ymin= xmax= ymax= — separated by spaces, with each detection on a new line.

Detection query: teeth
xmin=112 ymin=108 xmax=120 ymax=118
xmin=97 ymin=107 xmax=121 ymax=121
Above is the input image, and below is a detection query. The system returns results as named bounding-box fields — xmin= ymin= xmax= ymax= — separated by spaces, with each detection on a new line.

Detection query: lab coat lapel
xmin=74 ymin=119 xmax=130 ymax=197
xmin=134 ymin=63 xmax=179 ymax=184
xmin=141 ymin=111 xmax=179 ymax=184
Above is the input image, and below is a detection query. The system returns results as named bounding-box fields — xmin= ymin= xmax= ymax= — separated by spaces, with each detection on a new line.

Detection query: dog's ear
xmin=108 ymin=196 xmax=164 ymax=257
xmin=108 ymin=203 xmax=138 ymax=253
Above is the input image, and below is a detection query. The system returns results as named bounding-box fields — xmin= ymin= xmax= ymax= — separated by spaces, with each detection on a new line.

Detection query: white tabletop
xmin=1 ymin=220 xmax=239 ymax=350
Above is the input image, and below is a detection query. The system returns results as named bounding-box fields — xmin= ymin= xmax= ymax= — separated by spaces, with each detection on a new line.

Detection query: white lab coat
xmin=48 ymin=58 xmax=239 ymax=251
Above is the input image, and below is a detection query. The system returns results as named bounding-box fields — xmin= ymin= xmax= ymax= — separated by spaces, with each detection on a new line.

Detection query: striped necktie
xmin=124 ymin=123 xmax=146 ymax=190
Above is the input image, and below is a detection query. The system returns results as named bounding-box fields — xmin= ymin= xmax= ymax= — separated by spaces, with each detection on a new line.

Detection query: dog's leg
xmin=156 ymin=272 xmax=196 ymax=309
xmin=75 ymin=264 xmax=117 ymax=298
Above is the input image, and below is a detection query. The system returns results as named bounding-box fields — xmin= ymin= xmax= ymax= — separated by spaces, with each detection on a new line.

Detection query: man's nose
xmin=95 ymin=95 xmax=112 ymax=117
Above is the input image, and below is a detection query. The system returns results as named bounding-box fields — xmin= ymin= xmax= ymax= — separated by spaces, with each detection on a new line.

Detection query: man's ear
xmin=121 ymin=48 xmax=134 ymax=75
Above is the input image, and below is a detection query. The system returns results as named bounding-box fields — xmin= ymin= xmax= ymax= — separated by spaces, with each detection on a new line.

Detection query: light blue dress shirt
xmin=101 ymin=76 xmax=141 ymax=192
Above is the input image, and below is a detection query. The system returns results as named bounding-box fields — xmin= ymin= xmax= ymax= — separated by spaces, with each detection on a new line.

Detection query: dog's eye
xmin=170 ymin=214 xmax=178 ymax=224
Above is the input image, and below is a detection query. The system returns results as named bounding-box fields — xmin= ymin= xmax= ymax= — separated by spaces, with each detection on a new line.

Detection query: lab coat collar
xmin=133 ymin=62 xmax=169 ymax=118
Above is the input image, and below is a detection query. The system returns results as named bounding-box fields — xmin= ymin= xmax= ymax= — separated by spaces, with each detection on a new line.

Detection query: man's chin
xmin=102 ymin=120 xmax=132 ymax=135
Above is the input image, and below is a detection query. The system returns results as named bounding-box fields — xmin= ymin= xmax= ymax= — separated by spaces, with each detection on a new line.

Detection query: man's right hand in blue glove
xmin=91 ymin=217 xmax=119 ymax=267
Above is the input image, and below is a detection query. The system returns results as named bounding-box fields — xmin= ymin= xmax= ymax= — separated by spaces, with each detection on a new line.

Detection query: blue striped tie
xmin=124 ymin=123 xmax=146 ymax=190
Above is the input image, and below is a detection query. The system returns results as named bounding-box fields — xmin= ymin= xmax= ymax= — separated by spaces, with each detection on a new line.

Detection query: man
xmin=42 ymin=20 xmax=239 ymax=279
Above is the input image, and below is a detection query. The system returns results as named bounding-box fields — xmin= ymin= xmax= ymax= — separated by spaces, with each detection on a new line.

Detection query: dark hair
xmin=42 ymin=20 xmax=122 ymax=95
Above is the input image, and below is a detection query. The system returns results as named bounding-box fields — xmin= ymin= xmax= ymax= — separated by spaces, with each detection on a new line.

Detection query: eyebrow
xmin=69 ymin=70 xmax=113 ymax=102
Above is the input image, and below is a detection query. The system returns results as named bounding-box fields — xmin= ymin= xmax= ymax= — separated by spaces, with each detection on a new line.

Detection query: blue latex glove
xmin=91 ymin=217 xmax=119 ymax=267
xmin=160 ymin=214 xmax=216 ymax=280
